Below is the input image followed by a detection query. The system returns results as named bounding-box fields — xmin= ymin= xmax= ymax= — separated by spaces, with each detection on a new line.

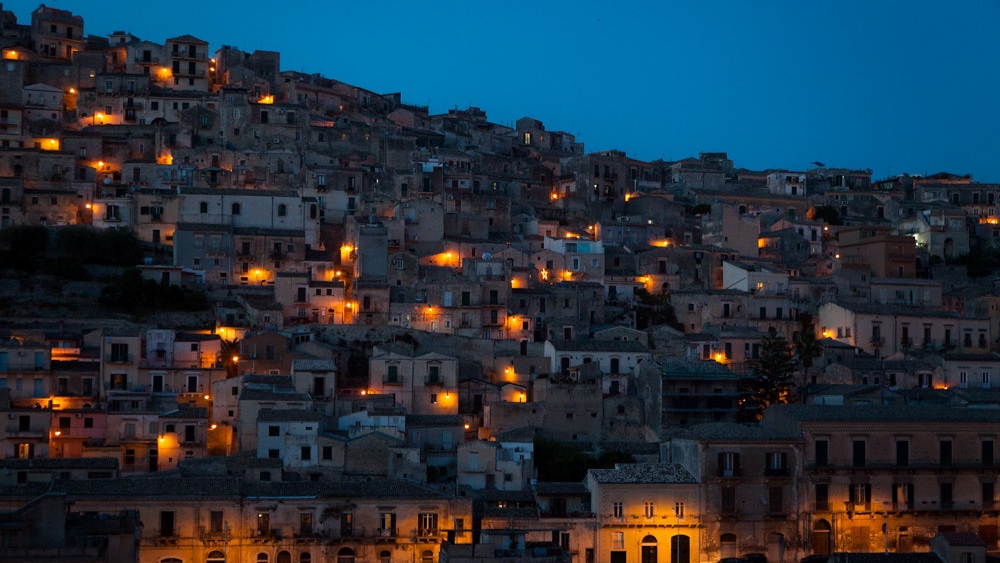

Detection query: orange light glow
xmin=624 ymin=193 xmax=632 ymax=202
xmin=54 ymin=431 xmax=61 ymax=436
xmin=210 ymin=424 xmax=218 ymax=430
xmin=68 ymin=88 xmax=76 ymax=94
xmin=84 ymin=203 xmax=92 ymax=209
xmin=714 ymin=353 xmax=724 ymax=362
xmin=464 ymin=423 xmax=470 ymax=430
xmin=232 ymin=356 xmax=239 ymax=363
xmin=258 ymin=95 xmax=274 ymax=104
xmin=550 ymin=192 xmax=559 ymax=201
xmin=203 ymin=395 xmax=210 ymax=400
xmin=758 ymin=238 xmax=766 ymax=248
xmin=540 ymin=269 xmax=549 ymax=281
xmin=360 ymin=390 xmax=367 ymax=395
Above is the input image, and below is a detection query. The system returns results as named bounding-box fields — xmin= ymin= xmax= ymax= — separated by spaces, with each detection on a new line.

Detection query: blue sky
xmin=13 ymin=1 xmax=1000 ymax=181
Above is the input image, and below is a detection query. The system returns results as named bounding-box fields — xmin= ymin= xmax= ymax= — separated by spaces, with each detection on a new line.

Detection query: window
xmin=851 ymin=483 xmax=871 ymax=507
xmin=722 ymin=487 xmax=736 ymax=514
xmin=644 ymin=501 xmax=655 ymax=518
xmin=379 ymin=512 xmax=395 ymax=535
xmin=852 ymin=439 xmax=866 ymax=467
xmin=232 ymin=202 xmax=241 ymax=215
xmin=300 ymin=512 xmax=313 ymax=536
xmin=210 ymin=510 xmax=224 ymax=534
xmin=815 ymin=483 xmax=829 ymax=511
xmin=984 ymin=439 xmax=995 ymax=466
xmin=257 ymin=512 xmax=270 ymax=535
xmin=815 ymin=439 xmax=829 ymax=466
xmin=940 ymin=440 xmax=953 ymax=465
xmin=323 ymin=446 xmax=332 ymax=460
xmin=612 ymin=531 xmax=625 ymax=549
xmin=893 ymin=482 xmax=913 ymax=510
xmin=896 ymin=440 xmax=909 ymax=467
xmin=160 ymin=510 xmax=175 ymax=537
xmin=277 ymin=204 xmax=287 ymax=216
xmin=767 ymin=452 xmax=787 ymax=475
xmin=768 ymin=487 xmax=783 ymax=514
xmin=718 ymin=452 xmax=740 ymax=477
xmin=301 ymin=446 xmax=311 ymax=460
xmin=940 ymin=482 xmax=954 ymax=509
xmin=418 ymin=512 xmax=438 ymax=536
xmin=613 ymin=501 xmax=623 ymax=518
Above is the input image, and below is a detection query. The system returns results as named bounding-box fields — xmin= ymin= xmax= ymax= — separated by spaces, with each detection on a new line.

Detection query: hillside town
xmin=0 ymin=4 xmax=999 ymax=563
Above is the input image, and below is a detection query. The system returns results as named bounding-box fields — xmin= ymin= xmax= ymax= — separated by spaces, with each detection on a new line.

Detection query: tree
xmin=634 ymin=288 xmax=683 ymax=331
xmin=808 ymin=205 xmax=842 ymax=226
xmin=744 ymin=330 xmax=797 ymax=421
xmin=793 ymin=313 xmax=823 ymax=395
xmin=0 ymin=225 xmax=49 ymax=272
xmin=221 ymin=339 xmax=241 ymax=378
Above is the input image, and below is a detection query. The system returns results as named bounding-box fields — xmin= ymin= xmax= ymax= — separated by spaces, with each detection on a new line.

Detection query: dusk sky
xmin=13 ymin=1 xmax=1000 ymax=181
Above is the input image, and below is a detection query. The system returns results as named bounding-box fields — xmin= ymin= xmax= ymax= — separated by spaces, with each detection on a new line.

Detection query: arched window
xmin=277 ymin=204 xmax=287 ymax=217
xmin=421 ymin=550 xmax=434 ymax=563
xmin=379 ymin=550 xmax=391 ymax=563
xmin=337 ymin=548 xmax=355 ymax=563
xmin=207 ymin=550 xmax=225 ymax=563
xmin=277 ymin=551 xmax=291 ymax=563
xmin=257 ymin=554 xmax=268 ymax=563
xmin=232 ymin=202 xmax=241 ymax=215
xmin=161 ymin=559 xmax=183 ymax=563
xmin=299 ymin=554 xmax=312 ymax=563
xmin=199 ymin=201 xmax=208 ymax=213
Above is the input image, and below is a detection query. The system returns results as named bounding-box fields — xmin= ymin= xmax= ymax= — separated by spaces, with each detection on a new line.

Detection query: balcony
xmin=382 ymin=377 xmax=402 ymax=386
xmin=764 ymin=466 xmax=789 ymax=477
xmin=424 ymin=376 xmax=444 ymax=386
xmin=134 ymin=56 xmax=160 ymax=64
xmin=105 ymin=354 xmax=134 ymax=363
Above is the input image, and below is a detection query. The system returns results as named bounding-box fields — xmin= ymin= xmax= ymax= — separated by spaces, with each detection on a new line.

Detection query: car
xmin=743 ymin=553 xmax=768 ymax=563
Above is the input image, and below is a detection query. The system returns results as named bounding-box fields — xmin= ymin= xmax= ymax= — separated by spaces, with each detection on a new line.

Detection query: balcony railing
xmin=105 ymin=354 xmax=133 ymax=363
xmin=424 ymin=377 xmax=444 ymax=386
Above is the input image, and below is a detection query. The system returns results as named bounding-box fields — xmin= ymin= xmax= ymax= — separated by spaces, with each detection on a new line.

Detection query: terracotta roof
xmin=589 ymin=463 xmax=697 ymax=485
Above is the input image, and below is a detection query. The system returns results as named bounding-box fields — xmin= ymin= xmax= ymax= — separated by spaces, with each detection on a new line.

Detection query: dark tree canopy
xmin=743 ymin=331 xmax=797 ymax=421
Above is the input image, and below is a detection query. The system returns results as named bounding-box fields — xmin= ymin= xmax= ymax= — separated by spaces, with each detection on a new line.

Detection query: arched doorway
xmin=768 ymin=532 xmax=785 ymax=563
xmin=641 ymin=535 xmax=658 ymax=563
xmin=277 ymin=551 xmax=291 ymax=563
xmin=813 ymin=519 xmax=832 ymax=556
xmin=336 ymin=548 xmax=355 ymax=563
xmin=671 ymin=534 xmax=690 ymax=563
xmin=421 ymin=550 xmax=434 ymax=563
xmin=721 ymin=533 xmax=738 ymax=559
